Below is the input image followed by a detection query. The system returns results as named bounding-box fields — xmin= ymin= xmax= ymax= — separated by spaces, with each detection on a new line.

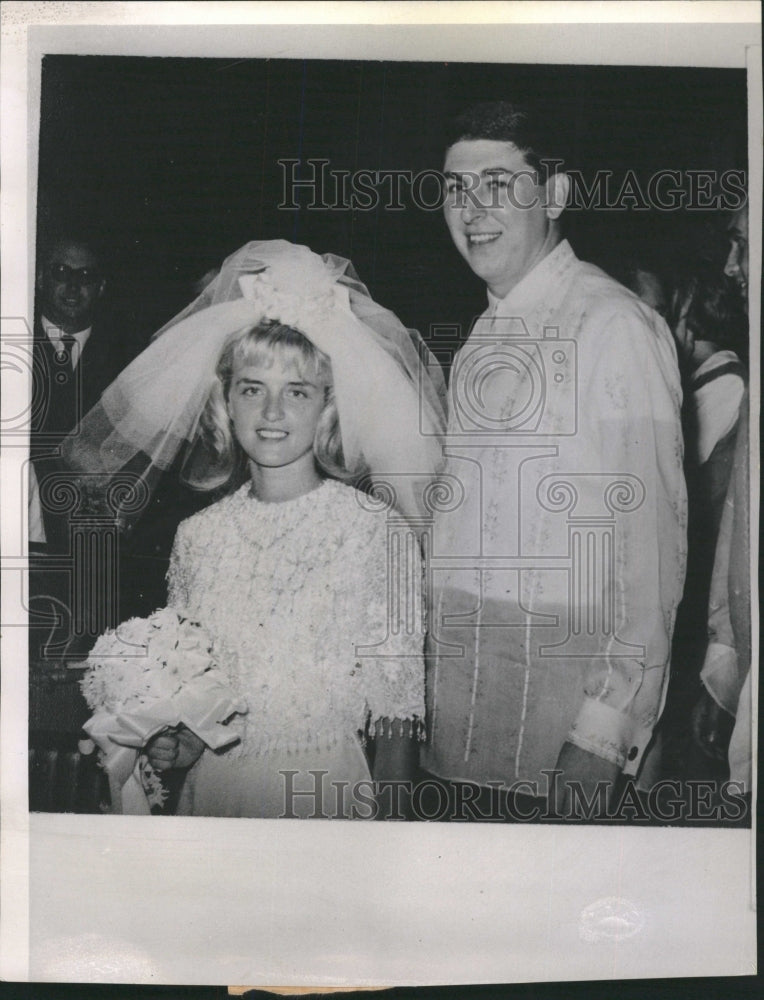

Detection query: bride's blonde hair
xmin=193 ymin=319 xmax=351 ymax=491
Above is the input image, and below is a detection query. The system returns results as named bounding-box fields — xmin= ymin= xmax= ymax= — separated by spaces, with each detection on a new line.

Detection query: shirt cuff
xmin=700 ymin=642 xmax=741 ymax=716
xmin=567 ymin=697 xmax=655 ymax=775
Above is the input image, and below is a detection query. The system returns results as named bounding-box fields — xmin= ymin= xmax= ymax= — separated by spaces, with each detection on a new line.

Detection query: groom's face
xmin=443 ymin=139 xmax=557 ymax=299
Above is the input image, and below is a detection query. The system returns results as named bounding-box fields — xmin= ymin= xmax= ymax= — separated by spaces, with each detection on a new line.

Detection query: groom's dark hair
xmin=445 ymin=101 xmax=572 ymax=178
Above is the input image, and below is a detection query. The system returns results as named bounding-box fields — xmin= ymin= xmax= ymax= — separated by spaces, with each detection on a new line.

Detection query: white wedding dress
xmin=166 ymin=479 xmax=425 ymax=818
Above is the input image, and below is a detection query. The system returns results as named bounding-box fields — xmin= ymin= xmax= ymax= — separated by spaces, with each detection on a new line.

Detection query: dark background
xmin=37 ymin=57 xmax=747 ymax=359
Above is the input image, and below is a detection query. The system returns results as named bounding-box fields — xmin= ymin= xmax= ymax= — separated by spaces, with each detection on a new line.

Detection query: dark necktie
xmin=56 ymin=334 xmax=77 ymax=366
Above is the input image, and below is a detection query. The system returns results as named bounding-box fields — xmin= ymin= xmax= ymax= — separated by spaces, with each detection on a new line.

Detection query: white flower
xmin=237 ymin=269 xmax=340 ymax=336
xmin=81 ymin=608 xmax=219 ymax=714
xmin=252 ymin=241 xmax=336 ymax=297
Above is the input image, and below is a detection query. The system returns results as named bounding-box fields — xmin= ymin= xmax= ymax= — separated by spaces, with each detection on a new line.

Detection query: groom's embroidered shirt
xmin=422 ymin=240 xmax=687 ymax=789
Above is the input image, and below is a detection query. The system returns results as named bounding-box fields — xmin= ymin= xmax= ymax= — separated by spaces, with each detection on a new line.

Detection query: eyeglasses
xmin=48 ymin=263 xmax=103 ymax=286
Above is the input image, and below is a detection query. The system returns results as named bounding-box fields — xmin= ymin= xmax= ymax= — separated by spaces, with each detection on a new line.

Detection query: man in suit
xmin=31 ymin=234 xmax=123 ymax=544
xmin=28 ymin=234 xmax=130 ymax=805
xmin=30 ymin=234 xmax=128 ymax=658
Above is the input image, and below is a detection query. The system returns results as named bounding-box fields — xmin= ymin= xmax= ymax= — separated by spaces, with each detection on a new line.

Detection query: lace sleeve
xmin=166 ymin=521 xmax=193 ymax=609
xmin=355 ymin=511 xmax=426 ymax=733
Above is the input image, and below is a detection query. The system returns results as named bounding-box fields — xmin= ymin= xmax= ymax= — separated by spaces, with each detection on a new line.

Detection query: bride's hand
xmin=146 ymin=726 xmax=205 ymax=771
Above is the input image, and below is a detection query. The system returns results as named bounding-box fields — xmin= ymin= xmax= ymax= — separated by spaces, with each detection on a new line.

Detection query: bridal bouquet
xmin=80 ymin=607 xmax=247 ymax=814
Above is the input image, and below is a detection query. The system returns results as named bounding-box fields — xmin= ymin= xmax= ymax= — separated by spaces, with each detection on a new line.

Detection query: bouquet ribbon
xmin=83 ymin=676 xmax=247 ymax=814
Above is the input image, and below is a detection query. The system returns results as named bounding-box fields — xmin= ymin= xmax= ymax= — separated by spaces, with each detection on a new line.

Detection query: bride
xmin=63 ymin=240 xmax=446 ymax=818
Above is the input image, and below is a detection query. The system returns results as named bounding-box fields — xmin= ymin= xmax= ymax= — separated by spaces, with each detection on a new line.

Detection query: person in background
xmin=659 ymin=215 xmax=748 ymax=784
xmin=671 ymin=268 xmax=747 ymax=527
xmin=691 ymin=205 xmax=752 ymax=798
xmin=28 ymin=232 xmax=136 ymax=805
xmin=30 ymin=233 xmax=123 ymax=548
xmin=723 ymin=205 xmax=749 ymax=299
xmin=605 ymin=236 xmax=671 ymax=323
xmin=29 ymin=233 xmax=136 ymax=661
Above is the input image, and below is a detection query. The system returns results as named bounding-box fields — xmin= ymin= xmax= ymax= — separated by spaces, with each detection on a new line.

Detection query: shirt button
xmin=627 ymin=746 xmax=639 ymax=761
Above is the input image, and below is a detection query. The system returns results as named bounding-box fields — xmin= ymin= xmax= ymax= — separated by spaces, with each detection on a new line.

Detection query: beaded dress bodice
xmin=167 ymin=479 xmax=425 ymax=757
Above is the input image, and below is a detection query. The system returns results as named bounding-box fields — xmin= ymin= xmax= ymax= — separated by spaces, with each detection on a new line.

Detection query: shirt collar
xmin=41 ymin=315 xmax=93 ymax=344
xmin=486 ymin=239 xmax=576 ymax=317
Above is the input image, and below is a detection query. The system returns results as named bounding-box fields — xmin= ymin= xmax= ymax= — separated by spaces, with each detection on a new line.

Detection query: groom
xmin=420 ymin=102 xmax=687 ymax=819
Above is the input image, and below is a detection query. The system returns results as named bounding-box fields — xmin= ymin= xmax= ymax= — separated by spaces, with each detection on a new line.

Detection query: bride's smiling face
xmin=226 ymin=351 xmax=327 ymax=477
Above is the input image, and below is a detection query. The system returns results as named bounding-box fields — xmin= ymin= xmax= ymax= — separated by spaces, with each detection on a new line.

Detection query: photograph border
xmin=1 ymin=1 xmax=760 ymax=987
